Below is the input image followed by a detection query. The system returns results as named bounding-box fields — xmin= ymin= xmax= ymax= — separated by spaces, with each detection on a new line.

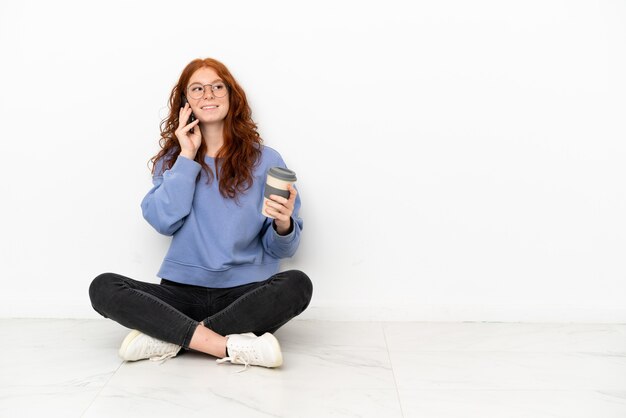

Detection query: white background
xmin=1 ymin=0 xmax=624 ymax=321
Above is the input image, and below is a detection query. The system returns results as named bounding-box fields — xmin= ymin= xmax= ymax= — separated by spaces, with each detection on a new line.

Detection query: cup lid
xmin=268 ymin=166 xmax=297 ymax=182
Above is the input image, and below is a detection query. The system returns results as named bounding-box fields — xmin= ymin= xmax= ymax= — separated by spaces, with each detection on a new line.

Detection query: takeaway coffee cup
xmin=262 ymin=167 xmax=297 ymax=218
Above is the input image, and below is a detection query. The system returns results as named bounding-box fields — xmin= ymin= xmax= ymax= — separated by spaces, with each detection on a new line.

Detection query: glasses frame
xmin=186 ymin=82 xmax=229 ymax=99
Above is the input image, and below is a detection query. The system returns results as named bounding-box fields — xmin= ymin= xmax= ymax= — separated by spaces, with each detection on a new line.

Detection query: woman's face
xmin=185 ymin=67 xmax=230 ymax=126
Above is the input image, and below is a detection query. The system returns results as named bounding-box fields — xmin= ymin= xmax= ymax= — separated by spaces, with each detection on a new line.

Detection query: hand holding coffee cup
xmin=263 ymin=167 xmax=297 ymax=234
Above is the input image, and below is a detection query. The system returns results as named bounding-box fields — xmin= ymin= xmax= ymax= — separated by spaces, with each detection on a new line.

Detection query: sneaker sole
xmin=261 ymin=333 xmax=283 ymax=368
xmin=118 ymin=329 xmax=142 ymax=361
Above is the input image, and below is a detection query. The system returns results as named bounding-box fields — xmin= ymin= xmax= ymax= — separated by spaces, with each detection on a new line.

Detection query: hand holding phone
xmin=176 ymin=96 xmax=201 ymax=160
xmin=181 ymin=96 xmax=197 ymax=126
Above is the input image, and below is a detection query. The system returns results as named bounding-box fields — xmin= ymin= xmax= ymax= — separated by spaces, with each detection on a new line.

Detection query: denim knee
xmin=89 ymin=272 xmax=119 ymax=314
xmin=285 ymin=270 xmax=313 ymax=311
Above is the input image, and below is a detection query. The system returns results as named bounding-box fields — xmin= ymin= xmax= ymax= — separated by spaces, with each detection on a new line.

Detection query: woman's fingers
xmin=268 ymin=195 xmax=288 ymax=206
xmin=178 ymin=103 xmax=196 ymax=128
xmin=178 ymin=102 xmax=190 ymax=119
xmin=266 ymin=196 xmax=292 ymax=211
xmin=265 ymin=205 xmax=290 ymax=222
xmin=269 ymin=185 xmax=297 ymax=206
xmin=266 ymin=186 xmax=296 ymax=228
xmin=265 ymin=198 xmax=293 ymax=218
xmin=176 ymin=113 xmax=199 ymax=134
xmin=266 ymin=184 xmax=296 ymax=222
xmin=182 ymin=118 xmax=199 ymax=132
xmin=265 ymin=198 xmax=285 ymax=211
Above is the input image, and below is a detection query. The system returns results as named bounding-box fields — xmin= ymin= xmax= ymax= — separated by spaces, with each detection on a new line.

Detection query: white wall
xmin=1 ymin=0 xmax=624 ymax=322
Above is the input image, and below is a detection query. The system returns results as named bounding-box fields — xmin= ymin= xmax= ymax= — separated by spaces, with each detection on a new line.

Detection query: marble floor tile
xmin=388 ymin=350 xmax=626 ymax=390
xmin=82 ymin=336 xmax=400 ymax=416
xmin=83 ymin=384 xmax=402 ymax=418
xmin=383 ymin=322 xmax=626 ymax=353
xmin=0 ymin=318 xmax=129 ymax=351
xmin=275 ymin=319 xmax=388 ymax=351
xmin=1 ymin=318 xmax=625 ymax=417
xmin=0 ymin=319 xmax=127 ymax=416
xmin=79 ymin=318 xmax=399 ymax=417
xmin=397 ymin=389 xmax=626 ymax=418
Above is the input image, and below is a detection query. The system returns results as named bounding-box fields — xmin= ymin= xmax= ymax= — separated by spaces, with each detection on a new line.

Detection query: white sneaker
xmin=118 ymin=330 xmax=182 ymax=363
xmin=216 ymin=332 xmax=283 ymax=371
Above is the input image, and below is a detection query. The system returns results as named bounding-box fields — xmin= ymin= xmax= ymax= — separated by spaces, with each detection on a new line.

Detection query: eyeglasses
xmin=187 ymin=82 xmax=228 ymax=99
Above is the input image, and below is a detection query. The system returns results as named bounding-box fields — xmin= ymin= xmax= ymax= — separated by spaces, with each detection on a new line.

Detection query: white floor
xmin=1 ymin=319 xmax=626 ymax=417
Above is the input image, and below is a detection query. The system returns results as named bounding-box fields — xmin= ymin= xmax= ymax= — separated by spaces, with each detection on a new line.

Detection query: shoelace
xmin=149 ymin=351 xmax=178 ymax=365
xmin=216 ymin=352 xmax=252 ymax=373
xmin=140 ymin=338 xmax=180 ymax=365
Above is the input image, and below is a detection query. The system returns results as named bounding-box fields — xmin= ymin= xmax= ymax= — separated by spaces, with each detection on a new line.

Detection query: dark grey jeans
xmin=89 ymin=270 xmax=313 ymax=349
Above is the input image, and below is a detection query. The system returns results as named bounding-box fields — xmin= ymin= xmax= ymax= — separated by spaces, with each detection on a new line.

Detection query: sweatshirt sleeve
xmin=261 ymin=156 xmax=303 ymax=258
xmin=140 ymin=156 xmax=201 ymax=236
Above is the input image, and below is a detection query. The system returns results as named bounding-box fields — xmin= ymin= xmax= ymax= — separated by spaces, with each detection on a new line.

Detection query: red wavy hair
xmin=150 ymin=58 xmax=262 ymax=199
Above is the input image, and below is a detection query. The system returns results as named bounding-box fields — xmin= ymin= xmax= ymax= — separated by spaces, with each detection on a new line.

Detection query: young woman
xmin=89 ymin=58 xmax=312 ymax=370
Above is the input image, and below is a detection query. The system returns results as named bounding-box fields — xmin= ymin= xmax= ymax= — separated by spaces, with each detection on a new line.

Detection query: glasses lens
xmin=212 ymin=82 xmax=227 ymax=98
xmin=188 ymin=83 xmax=205 ymax=99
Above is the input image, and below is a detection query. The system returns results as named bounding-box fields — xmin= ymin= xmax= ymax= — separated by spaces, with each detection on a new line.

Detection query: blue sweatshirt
xmin=140 ymin=145 xmax=302 ymax=288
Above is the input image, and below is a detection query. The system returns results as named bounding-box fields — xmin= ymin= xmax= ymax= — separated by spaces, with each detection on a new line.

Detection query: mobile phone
xmin=181 ymin=95 xmax=196 ymax=132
